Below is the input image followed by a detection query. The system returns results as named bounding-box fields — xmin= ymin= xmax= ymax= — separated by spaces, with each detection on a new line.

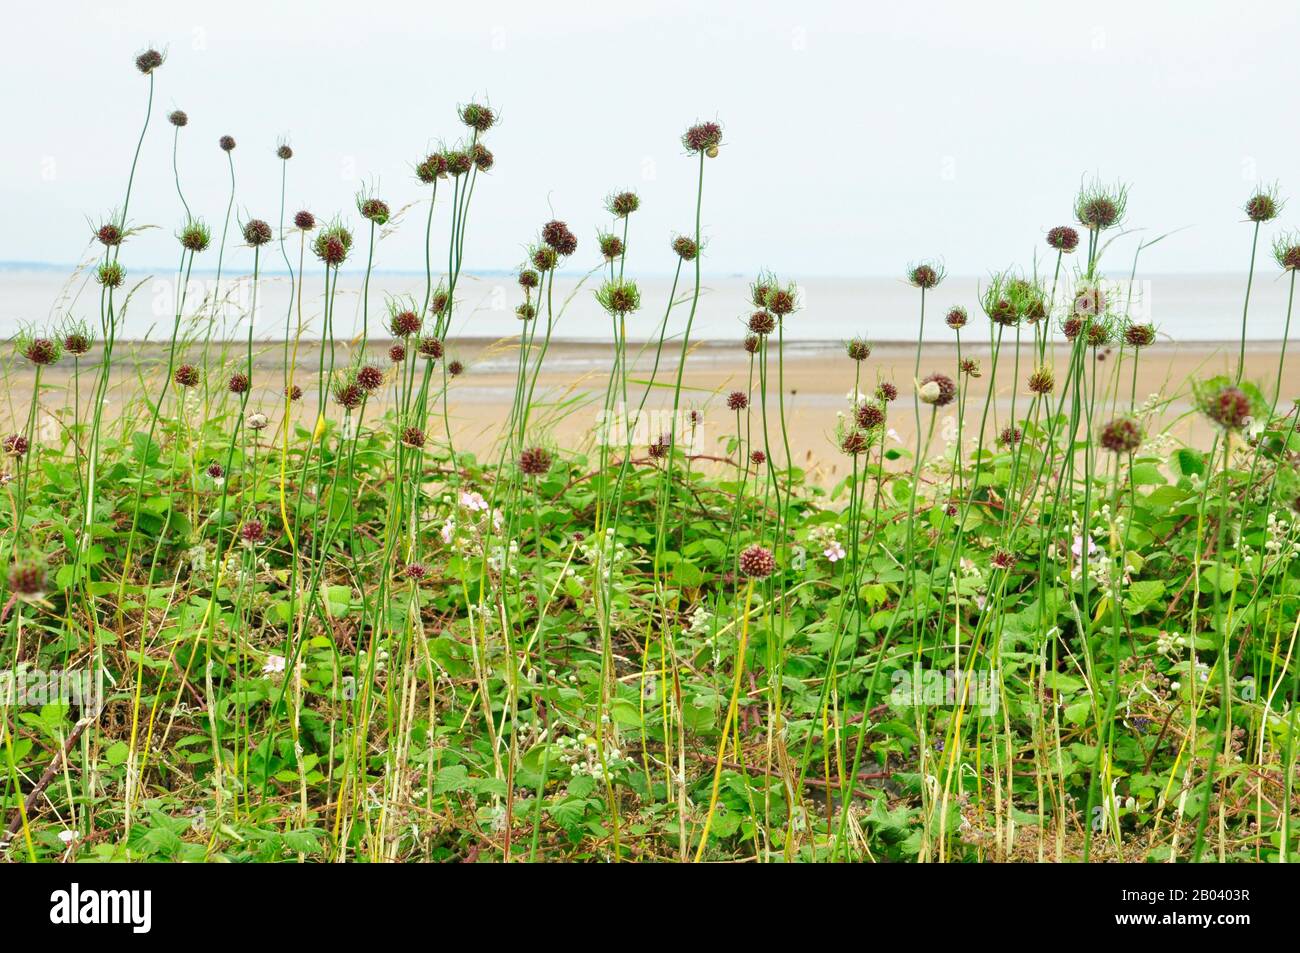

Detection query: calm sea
xmin=2 ymin=265 xmax=1294 ymax=346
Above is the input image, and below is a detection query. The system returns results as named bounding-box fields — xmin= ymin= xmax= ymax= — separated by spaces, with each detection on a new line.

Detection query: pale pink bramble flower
xmin=823 ymin=541 xmax=846 ymax=563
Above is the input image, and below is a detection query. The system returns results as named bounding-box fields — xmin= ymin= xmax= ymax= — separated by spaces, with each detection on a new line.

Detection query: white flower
xmin=845 ymin=389 xmax=867 ymax=404
xmin=440 ymin=518 xmax=456 ymax=545
xmin=262 ymin=654 xmax=287 ymax=676
xmin=823 ymin=541 xmax=846 ymax=563
xmin=246 ymin=412 xmax=269 ymax=431
xmin=58 ymin=829 xmax=77 ymax=844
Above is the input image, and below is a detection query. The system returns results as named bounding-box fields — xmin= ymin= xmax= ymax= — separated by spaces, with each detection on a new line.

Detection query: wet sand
xmin=4 ymin=338 xmax=1292 ymax=484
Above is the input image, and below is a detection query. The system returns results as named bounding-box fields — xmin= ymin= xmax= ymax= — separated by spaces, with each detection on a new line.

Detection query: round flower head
xmin=179 ymin=219 xmax=212 ymax=252
xmin=682 ymin=121 xmax=723 ymax=154
xmin=919 ymin=373 xmax=956 ymax=407
xmin=542 ymin=220 xmax=578 ymax=257
xmin=3 ymin=434 xmax=30 ymax=456
xmin=313 ymin=225 xmax=353 ymax=267
xmin=470 ymin=143 xmax=494 ymax=172
xmin=518 ymin=446 xmax=553 ymax=476
xmin=246 ymin=412 xmax=268 ymax=431
xmin=1086 ymin=319 xmax=1112 ymax=348
xmin=647 ymin=434 xmax=670 ymax=459
xmin=750 ymin=449 xmax=766 ymax=466
xmin=748 ymin=310 xmax=776 ymax=335
xmin=596 ymin=279 xmax=640 ymax=316
xmin=945 ymin=306 xmax=968 ymax=330
xmin=96 ymin=261 xmax=125 ymax=289
xmin=846 ymin=338 xmax=871 ymax=361
xmin=243 ymin=219 xmax=273 ymax=247
xmin=1272 ymin=231 xmax=1300 ymax=271
xmin=174 ymin=363 xmax=200 ymax=387
xmin=959 ymin=358 xmax=982 ymax=378
xmin=21 ymin=337 xmax=60 ymax=366
xmin=840 ymin=430 xmax=870 ymax=455
xmin=743 ymin=334 xmax=761 ymax=355
xmin=531 ymin=245 xmax=558 ymax=272
xmin=765 ymin=284 xmax=798 ymax=317
xmin=404 ymin=562 xmax=428 ymax=581
xmin=64 ymin=331 xmax=92 ymax=356
xmin=908 ymin=261 xmax=944 ymax=290
xmin=738 ymin=544 xmax=776 ymax=579
xmin=416 ymin=152 xmax=449 ymax=184
xmin=418 ymin=336 xmax=444 ymax=360
xmin=982 ymin=278 xmax=1018 ymax=327
xmin=1100 ymin=417 xmax=1143 ymax=453
xmin=1027 ymin=366 xmax=1054 ymax=395
xmin=389 ymin=309 xmax=421 ymax=337
xmin=8 ymin=561 xmax=46 ymax=600
xmin=445 ymin=149 xmax=472 ymax=176
xmin=1124 ymin=322 xmax=1156 ymax=348
xmin=168 ymin=109 xmax=188 ymax=128
xmin=228 ymin=372 xmax=250 ymax=394
xmin=206 ymin=462 xmax=224 ymax=481
xmin=448 ymin=360 xmax=465 ymax=377
xmin=272 ymin=139 xmax=292 ymax=160
xmin=1245 ymin=185 xmax=1282 ymax=223
xmin=726 ymin=390 xmax=749 ymax=411
xmin=518 ymin=268 xmax=540 ymax=291
xmin=598 ymin=232 xmax=625 ymax=261
xmin=294 ymin=210 xmax=316 ymax=231
xmin=241 ymin=519 xmax=266 ymax=545
xmin=285 ymin=384 xmax=303 ymax=401
xmin=672 ymin=235 xmax=699 ymax=261
xmin=358 ymin=196 xmax=390 ymax=225
xmin=1046 ymin=226 xmax=1080 ymax=253
xmin=876 ymin=381 xmax=898 ymax=403
xmin=1062 ymin=316 xmax=1084 ymax=341
xmin=96 ymin=222 xmax=123 ymax=247
xmin=997 ymin=425 xmax=1022 ymax=448
xmin=991 ymin=550 xmax=1017 ymax=571
xmin=1198 ymin=382 xmax=1253 ymax=431
xmin=219 ymin=135 xmax=236 ymax=152
xmin=1074 ymin=178 xmax=1129 ymax=231
xmin=135 ymin=48 xmax=165 ymax=74
xmin=333 ymin=380 xmax=363 ymax=410
xmin=389 ymin=341 xmax=409 ymax=361
xmin=856 ymin=402 xmax=885 ymax=430
xmin=459 ymin=102 xmax=496 ymax=132
xmin=401 ymin=426 xmax=426 ymax=449
xmin=607 ymin=191 xmax=640 ymax=218
xmin=429 ymin=287 xmax=451 ymax=317
xmin=357 ymin=365 xmax=385 ymax=392
xmin=516 ymin=302 xmax=537 ymax=321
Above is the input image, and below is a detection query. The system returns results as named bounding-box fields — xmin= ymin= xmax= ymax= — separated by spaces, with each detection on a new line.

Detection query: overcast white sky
xmin=2 ymin=0 xmax=1297 ymax=276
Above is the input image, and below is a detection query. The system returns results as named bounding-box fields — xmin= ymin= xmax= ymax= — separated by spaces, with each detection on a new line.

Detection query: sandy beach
xmin=5 ymin=337 xmax=1291 ymax=484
